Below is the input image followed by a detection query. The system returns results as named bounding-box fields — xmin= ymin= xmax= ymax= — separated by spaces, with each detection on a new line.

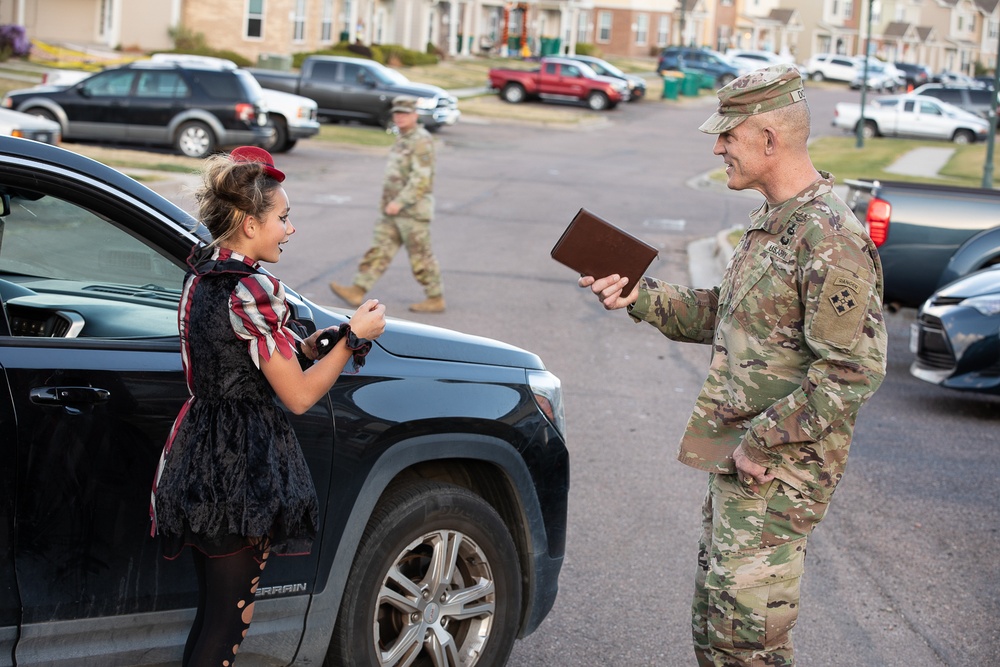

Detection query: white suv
xmin=805 ymin=53 xmax=860 ymax=83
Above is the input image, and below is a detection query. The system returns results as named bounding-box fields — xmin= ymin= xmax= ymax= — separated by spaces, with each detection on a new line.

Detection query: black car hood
xmin=375 ymin=317 xmax=544 ymax=369
xmin=936 ymin=266 xmax=1000 ymax=299
xmin=385 ymin=81 xmax=451 ymax=99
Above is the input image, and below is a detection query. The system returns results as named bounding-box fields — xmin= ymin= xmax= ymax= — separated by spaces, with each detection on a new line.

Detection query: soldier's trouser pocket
xmin=705 ymin=538 xmax=806 ymax=658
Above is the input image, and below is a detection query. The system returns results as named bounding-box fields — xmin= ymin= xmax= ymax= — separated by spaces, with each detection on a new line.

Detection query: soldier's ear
xmin=762 ymin=126 xmax=778 ymax=155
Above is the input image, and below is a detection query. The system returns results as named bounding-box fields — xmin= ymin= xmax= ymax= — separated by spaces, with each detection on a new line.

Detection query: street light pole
xmin=856 ymin=0 xmax=874 ymax=148
xmin=981 ymin=27 xmax=1000 ymax=189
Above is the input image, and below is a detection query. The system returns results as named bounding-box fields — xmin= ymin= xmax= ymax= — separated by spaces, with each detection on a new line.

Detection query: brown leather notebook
xmin=551 ymin=208 xmax=658 ymax=292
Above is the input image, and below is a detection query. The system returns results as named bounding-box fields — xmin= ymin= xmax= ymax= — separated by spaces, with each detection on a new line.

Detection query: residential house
xmin=716 ymin=0 xmax=801 ymax=59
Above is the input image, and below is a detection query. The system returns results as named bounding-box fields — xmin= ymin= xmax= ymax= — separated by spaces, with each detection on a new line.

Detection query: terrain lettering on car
xmin=257 ymin=583 xmax=309 ymax=597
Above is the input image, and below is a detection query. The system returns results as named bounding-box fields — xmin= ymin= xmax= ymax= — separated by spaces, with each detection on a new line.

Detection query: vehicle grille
xmin=914 ymin=315 xmax=955 ymax=370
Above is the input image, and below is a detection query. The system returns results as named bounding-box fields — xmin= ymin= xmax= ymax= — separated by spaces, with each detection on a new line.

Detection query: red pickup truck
xmin=488 ymin=57 xmax=627 ymax=110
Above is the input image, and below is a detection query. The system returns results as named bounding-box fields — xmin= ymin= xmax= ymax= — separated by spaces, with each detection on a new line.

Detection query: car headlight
xmin=416 ymin=97 xmax=437 ymax=110
xmin=963 ymin=295 xmax=1000 ymax=316
xmin=527 ymin=369 xmax=565 ymax=437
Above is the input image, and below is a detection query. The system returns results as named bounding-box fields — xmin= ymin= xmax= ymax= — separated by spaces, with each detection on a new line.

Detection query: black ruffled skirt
xmin=154 ymin=398 xmax=318 ymax=560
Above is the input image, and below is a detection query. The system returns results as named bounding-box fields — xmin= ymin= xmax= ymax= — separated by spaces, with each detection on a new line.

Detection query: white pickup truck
xmin=41 ymin=56 xmax=319 ymax=153
xmin=832 ymin=94 xmax=990 ymax=144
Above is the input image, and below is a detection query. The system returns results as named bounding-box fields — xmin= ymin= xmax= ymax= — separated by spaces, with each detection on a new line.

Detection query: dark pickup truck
xmin=249 ymin=55 xmax=461 ymax=130
xmin=0 ymin=136 xmax=564 ymax=666
xmin=845 ymin=179 xmax=1000 ymax=308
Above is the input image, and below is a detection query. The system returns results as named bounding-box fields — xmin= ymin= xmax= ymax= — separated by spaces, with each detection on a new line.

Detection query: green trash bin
xmin=661 ymin=76 xmax=680 ymax=100
xmin=681 ymin=71 xmax=700 ymax=96
xmin=700 ymin=73 xmax=716 ymax=90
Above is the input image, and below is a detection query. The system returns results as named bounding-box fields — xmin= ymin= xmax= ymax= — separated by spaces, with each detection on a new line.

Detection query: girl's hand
xmin=351 ymin=299 xmax=386 ymax=340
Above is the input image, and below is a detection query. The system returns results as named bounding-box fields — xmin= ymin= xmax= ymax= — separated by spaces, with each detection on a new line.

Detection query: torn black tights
xmin=183 ymin=548 xmax=268 ymax=666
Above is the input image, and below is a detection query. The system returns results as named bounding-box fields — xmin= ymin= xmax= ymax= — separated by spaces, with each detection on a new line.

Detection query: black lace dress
xmin=151 ymin=248 xmax=319 ymax=560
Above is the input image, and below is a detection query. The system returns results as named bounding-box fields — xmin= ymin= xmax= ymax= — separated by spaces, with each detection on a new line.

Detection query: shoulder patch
xmin=809 ymin=266 xmax=870 ymax=351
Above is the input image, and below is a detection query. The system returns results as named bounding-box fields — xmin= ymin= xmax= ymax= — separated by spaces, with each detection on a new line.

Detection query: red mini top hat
xmin=230 ymin=145 xmax=285 ymax=182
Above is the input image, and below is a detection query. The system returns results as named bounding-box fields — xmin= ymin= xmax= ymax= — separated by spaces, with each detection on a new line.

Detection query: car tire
xmin=24 ymin=107 xmax=58 ymax=124
xmin=501 ymin=83 xmax=526 ymax=104
xmin=264 ymin=117 xmax=290 ymax=153
xmin=952 ymin=129 xmax=974 ymax=144
xmin=327 ymin=481 xmax=522 ymax=667
xmin=587 ymin=91 xmax=610 ymax=111
xmin=174 ymin=121 xmax=216 ymax=159
xmin=861 ymin=120 xmax=878 ymax=139
xmin=811 ymin=72 xmax=825 ymax=82
xmin=717 ymin=74 xmax=736 ymax=87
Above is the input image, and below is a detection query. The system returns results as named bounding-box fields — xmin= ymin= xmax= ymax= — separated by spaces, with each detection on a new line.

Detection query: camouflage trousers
xmin=353 ymin=214 xmax=442 ymax=298
xmin=692 ymin=473 xmax=829 ymax=667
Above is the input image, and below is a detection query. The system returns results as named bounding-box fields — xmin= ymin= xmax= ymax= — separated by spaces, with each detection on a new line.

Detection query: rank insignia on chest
xmin=829 ymin=288 xmax=858 ymax=316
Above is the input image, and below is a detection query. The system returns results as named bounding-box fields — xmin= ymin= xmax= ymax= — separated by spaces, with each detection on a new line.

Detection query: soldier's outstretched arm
xmin=579 ymin=274 xmax=638 ymax=310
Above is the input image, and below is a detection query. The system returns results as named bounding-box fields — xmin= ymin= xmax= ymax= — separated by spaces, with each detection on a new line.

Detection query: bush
xmin=573 ymin=43 xmax=600 ymax=57
xmin=292 ymin=42 xmax=435 ymax=68
xmin=165 ymin=26 xmax=253 ymax=67
xmin=0 ymin=25 xmax=31 ymax=61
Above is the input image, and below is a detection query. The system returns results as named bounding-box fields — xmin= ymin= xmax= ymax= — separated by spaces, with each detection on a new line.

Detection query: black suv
xmin=656 ymin=46 xmax=740 ymax=87
xmin=1 ymin=62 xmax=274 ymax=158
xmin=894 ymin=62 xmax=931 ymax=88
xmin=0 ymin=136 xmax=568 ymax=665
xmin=911 ymin=83 xmax=998 ymax=120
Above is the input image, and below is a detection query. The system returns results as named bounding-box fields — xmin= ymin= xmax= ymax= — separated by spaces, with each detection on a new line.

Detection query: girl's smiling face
xmin=249 ymin=187 xmax=293 ymax=264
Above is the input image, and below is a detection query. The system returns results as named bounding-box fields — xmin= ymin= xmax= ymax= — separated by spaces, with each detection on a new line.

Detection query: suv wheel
xmin=175 ymin=121 xmax=216 ymax=159
xmin=811 ymin=71 xmax=825 ymax=82
xmin=587 ymin=91 xmax=609 ymax=111
xmin=264 ymin=117 xmax=290 ymax=153
xmin=501 ymin=83 xmax=526 ymax=104
xmin=328 ymin=481 xmax=522 ymax=667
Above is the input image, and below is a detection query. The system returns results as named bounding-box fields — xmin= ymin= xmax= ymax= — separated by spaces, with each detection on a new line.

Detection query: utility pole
xmin=678 ymin=0 xmax=689 ymax=47
xmin=856 ymin=0 xmax=874 ymax=148
xmin=982 ymin=27 xmax=1000 ymax=188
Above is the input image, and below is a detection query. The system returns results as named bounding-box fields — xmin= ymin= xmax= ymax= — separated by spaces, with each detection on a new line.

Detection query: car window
xmin=969 ymin=90 xmax=991 ymax=104
xmin=918 ymin=101 xmax=942 ymax=115
xmin=309 ymin=60 xmax=340 ymax=81
xmin=833 ymin=58 xmax=854 ymax=67
xmin=544 ymin=62 xmax=556 ymax=74
xmin=193 ymin=70 xmax=247 ymax=100
xmin=0 ymin=188 xmax=185 ymax=338
xmin=81 ymin=70 xmax=135 ymax=97
xmin=563 ymin=65 xmax=580 ymax=77
xmin=903 ymin=100 xmax=915 ymax=112
xmin=932 ymin=89 xmax=961 ymax=104
xmin=135 ymin=71 xmax=190 ymax=99
xmin=342 ymin=62 xmax=364 ymax=83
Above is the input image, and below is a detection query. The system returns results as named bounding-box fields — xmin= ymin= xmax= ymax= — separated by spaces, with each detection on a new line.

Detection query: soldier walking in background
xmin=579 ymin=65 xmax=888 ymax=666
xmin=331 ymin=95 xmax=445 ymax=313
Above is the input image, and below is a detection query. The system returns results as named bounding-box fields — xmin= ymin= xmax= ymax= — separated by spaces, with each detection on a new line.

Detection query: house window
xmin=246 ymin=0 xmax=264 ymax=39
xmin=293 ymin=0 xmax=306 ymax=42
xmin=321 ymin=0 xmax=334 ymax=42
xmin=635 ymin=14 xmax=648 ymax=45
xmin=844 ymin=1 xmax=853 ymax=18
xmin=657 ymin=15 xmax=669 ymax=46
xmin=341 ymin=0 xmax=352 ymax=38
xmin=577 ymin=11 xmax=588 ymax=43
xmin=597 ymin=11 xmax=612 ymax=43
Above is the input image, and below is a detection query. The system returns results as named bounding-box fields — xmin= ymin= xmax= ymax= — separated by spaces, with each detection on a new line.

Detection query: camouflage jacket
xmin=381 ymin=125 xmax=435 ymax=221
xmin=628 ymin=173 xmax=887 ymax=503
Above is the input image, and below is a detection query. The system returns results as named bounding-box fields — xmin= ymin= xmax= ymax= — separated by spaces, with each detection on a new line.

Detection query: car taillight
xmin=236 ymin=103 xmax=255 ymax=124
xmin=866 ymin=197 xmax=891 ymax=247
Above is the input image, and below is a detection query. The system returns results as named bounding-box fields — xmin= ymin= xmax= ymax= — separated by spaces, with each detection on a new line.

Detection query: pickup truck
xmin=488 ymin=56 xmax=628 ymax=111
xmin=832 ymin=94 xmax=990 ymax=143
xmin=845 ymin=178 xmax=1000 ymax=308
xmin=249 ymin=55 xmax=460 ymax=131
xmin=0 ymin=136 xmax=566 ymax=666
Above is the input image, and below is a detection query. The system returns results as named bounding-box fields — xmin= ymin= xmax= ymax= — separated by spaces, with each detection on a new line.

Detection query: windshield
xmin=370 ymin=64 xmax=410 ymax=86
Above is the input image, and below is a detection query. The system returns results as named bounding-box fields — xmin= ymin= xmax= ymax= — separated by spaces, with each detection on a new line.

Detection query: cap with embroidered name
xmin=391 ymin=95 xmax=418 ymax=114
xmin=698 ymin=64 xmax=806 ymax=135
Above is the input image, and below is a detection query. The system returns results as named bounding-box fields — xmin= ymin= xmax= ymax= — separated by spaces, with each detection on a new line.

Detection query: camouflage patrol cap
xmin=391 ymin=95 xmax=418 ymax=114
xmin=698 ymin=64 xmax=806 ymax=134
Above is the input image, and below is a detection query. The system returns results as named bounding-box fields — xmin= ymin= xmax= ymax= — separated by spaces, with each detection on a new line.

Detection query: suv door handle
xmin=30 ymin=386 xmax=111 ymax=405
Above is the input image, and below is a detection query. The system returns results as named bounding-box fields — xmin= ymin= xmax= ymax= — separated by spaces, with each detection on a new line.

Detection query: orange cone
xmin=907 ymin=83 xmax=913 ymax=93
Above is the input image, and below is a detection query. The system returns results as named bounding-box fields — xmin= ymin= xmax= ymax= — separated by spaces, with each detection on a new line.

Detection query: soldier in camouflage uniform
xmin=330 ymin=95 xmax=445 ymax=313
xmin=580 ymin=64 xmax=888 ymax=666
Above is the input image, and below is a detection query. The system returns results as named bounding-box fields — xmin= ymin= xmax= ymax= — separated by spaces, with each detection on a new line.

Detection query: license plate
xmin=909 ymin=323 xmax=919 ymax=354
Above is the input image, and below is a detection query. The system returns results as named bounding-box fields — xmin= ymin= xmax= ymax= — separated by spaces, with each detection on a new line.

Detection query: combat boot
xmin=329 ymin=281 xmax=366 ymax=307
xmin=409 ymin=296 xmax=446 ymax=313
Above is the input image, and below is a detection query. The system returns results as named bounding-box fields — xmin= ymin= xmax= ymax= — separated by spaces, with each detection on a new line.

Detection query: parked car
xmin=804 ymin=53 xmax=860 ymax=83
xmin=564 ymin=54 xmax=646 ymax=101
xmin=250 ymin=55 xmax=460 ymax=131
xmin=488 ymin=57 xmax=628 ymax=110
xmin=655 ymin=46 xmax=740 ymax=87
xmin=1 ymin=61 xmax=274 ymax=158
xmin=0 ymin=135 xmax=569 ymax=665
xmin=911 ymin=83 xmax=998 ymax=121
xmin=725 ymin=49 xmax=796 ymax=74
xmin=0 ymin=107 xmax=60 ymax=144
xmin=149 ymin=54 xmax=319 ymax=153
xmin=932 ymin=70 xmax=983 ymax=87
xmin=910 ymin=265 xmax=1000 ymax=394
xmin=833 ymin=94 xmax=990 ymax=143
xmin=850 ymin=61 xmax=902 ymax=92
xmin=894 ymin=62 xmax=932 ymax=88
xmin=844 ymin=178 xmax=1000 ymax=308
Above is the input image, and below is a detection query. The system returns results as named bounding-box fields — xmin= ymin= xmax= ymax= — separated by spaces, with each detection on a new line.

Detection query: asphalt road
xmin=151 ymin=86 xmax=1000 ymax=667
